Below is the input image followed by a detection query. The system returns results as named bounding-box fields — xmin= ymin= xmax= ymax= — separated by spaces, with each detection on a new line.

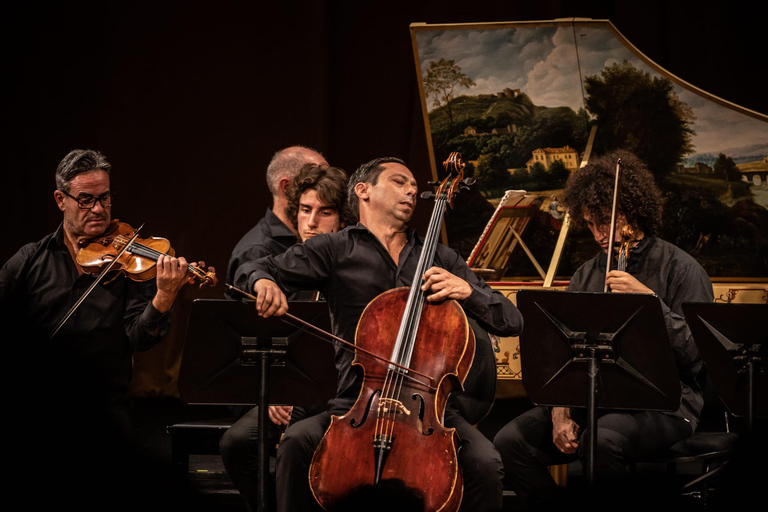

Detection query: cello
xmin=308 ymin=153 xmax=475 ymax=512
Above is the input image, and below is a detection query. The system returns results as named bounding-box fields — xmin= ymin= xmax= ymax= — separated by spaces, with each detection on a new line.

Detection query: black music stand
xmin=516 ymin=290 xmax=680 ymax=484
xmin=682 ymin=302 xmax=767 ymax=431
xmin=179 ymin=299 xmax=338 ymax=512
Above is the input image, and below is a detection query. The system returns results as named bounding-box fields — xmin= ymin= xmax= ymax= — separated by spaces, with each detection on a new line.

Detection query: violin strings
xmin=114 ymin=235 xmax=208 ymax=280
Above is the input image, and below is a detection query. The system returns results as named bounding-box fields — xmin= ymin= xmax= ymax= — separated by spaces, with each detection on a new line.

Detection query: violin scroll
xmin=616 ymin=225 xmax=636 ymax=272
xmin=187 ymin=263 xmax=219 ymax=288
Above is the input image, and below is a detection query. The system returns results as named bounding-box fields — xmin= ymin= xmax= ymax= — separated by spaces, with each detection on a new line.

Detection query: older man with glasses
xmin=0 ymin=148 xmax=200 ymax=509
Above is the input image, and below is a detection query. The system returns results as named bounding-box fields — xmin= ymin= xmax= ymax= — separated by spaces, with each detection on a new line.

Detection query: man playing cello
xmin=249 ymin=157 xmax=522 ymax=511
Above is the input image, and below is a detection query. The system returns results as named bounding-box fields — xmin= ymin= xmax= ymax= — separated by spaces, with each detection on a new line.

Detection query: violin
xmin=604 ymin=160 xmax=643 ymax=288
xmin=308 ymin=153 xmax=474 ymax=512
xmin=76 ymin=220 xmax=217 ymax=287
xmin=616 ymin=224 xmax=637 ymax=272
xmin=50 ymin=220 xmax=216 ymax=341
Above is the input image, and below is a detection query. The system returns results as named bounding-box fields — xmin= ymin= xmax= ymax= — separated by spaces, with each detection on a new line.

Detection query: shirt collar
xmin=625 ymin=234 xmax=656 ymax=268
xmin=264 ymin=208 xmax=297 ymax=241
xmin=47 ymin=223 xmax=67 ymax=250
xmin=348 ymin=223 xmax=420 ymax=244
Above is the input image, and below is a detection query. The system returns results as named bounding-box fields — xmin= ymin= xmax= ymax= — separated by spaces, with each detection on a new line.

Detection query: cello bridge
xmin=378 ymin=398 xmax=411 ymax=416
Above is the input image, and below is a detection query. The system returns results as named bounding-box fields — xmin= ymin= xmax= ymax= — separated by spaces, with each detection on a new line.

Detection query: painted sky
xmin=415 ymin=24 xmax=768 ymax=156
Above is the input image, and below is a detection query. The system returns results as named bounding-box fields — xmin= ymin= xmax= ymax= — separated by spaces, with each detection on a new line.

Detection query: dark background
xmin=4 ymin=0 xmax=766 ymax=397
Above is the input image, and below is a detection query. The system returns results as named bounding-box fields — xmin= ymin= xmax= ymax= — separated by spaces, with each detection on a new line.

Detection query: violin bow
xmin=604 ymin=159 xmax=623 ymax=292
xmin=49 ymin=224 xmax=144 ymax=341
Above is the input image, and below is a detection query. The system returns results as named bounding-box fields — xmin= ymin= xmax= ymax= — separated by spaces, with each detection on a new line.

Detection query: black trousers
xmin=492 ymin=406 xmax=692 ymax=510
xmin=220 ymin=405 xmax=319 ymax=511
xmin=275 ymin=398 xmax=504 ymax=512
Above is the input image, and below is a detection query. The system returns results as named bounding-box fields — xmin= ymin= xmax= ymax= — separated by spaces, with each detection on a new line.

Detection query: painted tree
xmin=585 ymin=61 xmax=695 ymax=180
xmin=424 ymin=58 xmax=476 ymax=130
xmin=475 ymin=153 xmax=510 ymax=194
xmin=713 ymin=153 xmax=742 ymax=182
xmin=548 ymin=159 xmax=571 ymax=188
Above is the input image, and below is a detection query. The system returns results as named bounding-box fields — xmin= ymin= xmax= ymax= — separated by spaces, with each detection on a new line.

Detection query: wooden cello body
xmin=308 ymin=153 xmax=474 ymax=512
xmin=309 ymin=288 xmax=475 ymax=511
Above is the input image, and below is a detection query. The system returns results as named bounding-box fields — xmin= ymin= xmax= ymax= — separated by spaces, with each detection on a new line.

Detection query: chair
xmin=166 ymin=417 xmax=235 ymax=474
xmin=629 ymin=413 xmax=739 ymax=506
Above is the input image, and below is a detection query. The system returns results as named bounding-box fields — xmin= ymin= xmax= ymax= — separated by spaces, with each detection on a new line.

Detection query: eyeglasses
xmin=61 ymin=190 xmax=115 ymax=209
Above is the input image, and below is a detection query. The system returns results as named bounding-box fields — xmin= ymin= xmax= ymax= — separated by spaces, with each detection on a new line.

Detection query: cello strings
xmin=381 ymin=190 xmax=448 ymax=439
xmin=382 ymin=197 xmax=439 ymax=432
xmin=391 ymin=194 xmax=444 ymax=412
xmin=394 ymin=194 xmax=446 ymax=435
xmin=377 ymin=195 xmax=438 ymax=437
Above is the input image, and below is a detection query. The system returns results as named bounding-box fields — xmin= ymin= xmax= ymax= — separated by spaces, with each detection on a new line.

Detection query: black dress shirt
xmin=567 ymin=235 xmax=714 ymax=430
xmin=227 ymin=208 xmax=298 ymax=292
xmin=0 ymin=224 xmax=170 ymax=403
xmin=250 ymin=224 xmax=524 ymax=398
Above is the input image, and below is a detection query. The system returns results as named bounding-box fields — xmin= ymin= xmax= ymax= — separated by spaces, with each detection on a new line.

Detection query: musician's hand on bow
xmin=552 ymin=407 xmax=580 ymax=454
xmin=268 ymin=405 xmax=293 ymax=426
xmin=421 ymin=267 xmax=472 ymax=302
xmin=254 ymin=278 xmax=289 ymax=317
xmin=153 ymin=254 xmax=191 ymax=313
xmin=605 ymin=270 xmax=654 ymax=294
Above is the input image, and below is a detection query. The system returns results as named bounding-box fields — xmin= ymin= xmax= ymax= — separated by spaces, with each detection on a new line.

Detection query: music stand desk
xmin=517 ymin=290 xmax=680 ymax=484
xmin=179 ymin=299 xmax=338 ymax=512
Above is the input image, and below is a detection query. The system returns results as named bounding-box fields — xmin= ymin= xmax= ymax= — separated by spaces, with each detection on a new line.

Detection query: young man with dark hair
xmin=285 ymin=163 xmax=356 ymax=242
xmin=221 ymin=159 xmax=350 ymax=511
xmin=493 ymin=150 xmax=713 ymax=509
xmin=227 ymin=145 xmax=328 ymax=291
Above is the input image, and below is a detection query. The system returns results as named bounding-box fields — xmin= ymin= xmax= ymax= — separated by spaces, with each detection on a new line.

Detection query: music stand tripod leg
xmin=748 ymin=361 xmax=756 ymax=433
xmin=586 ymin=349 xmax=598 ymax=486
xmin=257 ymin=351 xmax=270 ymax=512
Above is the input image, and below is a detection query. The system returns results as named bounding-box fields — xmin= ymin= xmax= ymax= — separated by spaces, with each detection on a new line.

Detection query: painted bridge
xmin=741 ymin=169 xmax=768 ymax=185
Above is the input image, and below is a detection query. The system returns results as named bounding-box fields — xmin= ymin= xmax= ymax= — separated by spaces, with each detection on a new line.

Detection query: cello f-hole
xmin=411 ymin=393 xmax=434 ymax=436
xmin=350 ymin=389 xmax=381 ymax=428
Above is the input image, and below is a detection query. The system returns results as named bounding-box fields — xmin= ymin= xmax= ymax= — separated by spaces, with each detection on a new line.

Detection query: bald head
xmin=266 ymin=146 xmax=328 ymax=196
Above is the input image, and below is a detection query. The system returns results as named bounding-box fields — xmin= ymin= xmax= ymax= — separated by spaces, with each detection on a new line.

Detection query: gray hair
xmin=266 ymin=145 xmax=324 ymax=195
xmin=347 ymin=157 xmax=405 ymax=217
xmin=55 ymin=149 xmax=112 ymax=193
